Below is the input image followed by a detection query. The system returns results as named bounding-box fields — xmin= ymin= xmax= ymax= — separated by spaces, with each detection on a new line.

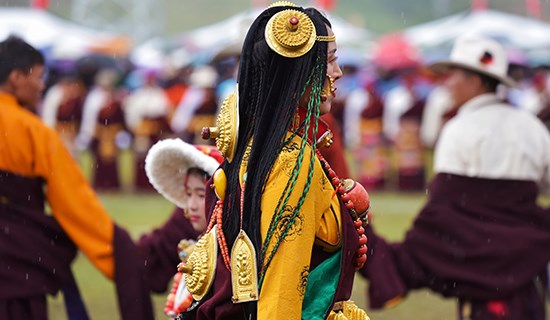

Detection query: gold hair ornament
xmin=316 ymin=35 xmax=336 ymax=42
xmin=265 ymin=9 xmax=336 ymax=58
xmin=265 ymin=9 xmax=316 ymax=58
xmin=269 ymin=1 xmax=296 ymax=7
xmin=202 ymin=88 xmax=239 ymax=163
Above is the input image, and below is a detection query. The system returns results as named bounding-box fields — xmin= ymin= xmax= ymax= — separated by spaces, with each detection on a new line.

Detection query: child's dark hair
xmin=0 ymin=36 xmax=45 ymax=83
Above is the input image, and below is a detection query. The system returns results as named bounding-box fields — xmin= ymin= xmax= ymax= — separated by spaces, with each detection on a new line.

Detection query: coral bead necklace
xmin=315 ymin=149 xmax=370 ymax=269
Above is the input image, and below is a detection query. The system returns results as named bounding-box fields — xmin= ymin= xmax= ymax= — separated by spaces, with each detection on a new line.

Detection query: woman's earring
xmin=183 ymin=209 xmax=190 ymax=219
xmin=321 ymin=75 xmax=336 ymax=97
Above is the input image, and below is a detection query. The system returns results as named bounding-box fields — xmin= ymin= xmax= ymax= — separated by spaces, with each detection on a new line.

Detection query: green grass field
xmin=46 ymin=151 xmax=549 ymax=319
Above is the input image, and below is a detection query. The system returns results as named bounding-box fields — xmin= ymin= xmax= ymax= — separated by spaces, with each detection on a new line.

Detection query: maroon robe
xmin=361 ymin=173 xmax=550 ymax=319
xmin=394 ymin=99 xmax=425 ymax=191
xmin=91 ymin=99 xmax=125 ymax=190
xmin=357 ymin=84 xmax=387 ymax=190
xmin=0 ymin=171 xmax=77 ymax=319
xmin=0 ymin=169 xmax=202 ymax=320
xmin=133 ymin=116 xmax=173 ymax=192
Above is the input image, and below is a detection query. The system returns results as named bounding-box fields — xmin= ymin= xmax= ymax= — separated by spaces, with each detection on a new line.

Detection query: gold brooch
xmin=265 ymin=9 xmax=317 ymax=58
xmin=178 ymin=228 xmax=218 ymax=301
xmin=202 ymin=90 xmax=239 ymax=163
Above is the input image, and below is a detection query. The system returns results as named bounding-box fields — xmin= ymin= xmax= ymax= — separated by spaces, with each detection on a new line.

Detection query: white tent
xmin=405 ymin=9 xmax=550 ymax=52
xmin=176 ymin=9 xmax=373 ymax=62
xmin=129 ymin=9 xmax=373 ymax=69
xmin=0 ymin=8 xmax=130 ymax=60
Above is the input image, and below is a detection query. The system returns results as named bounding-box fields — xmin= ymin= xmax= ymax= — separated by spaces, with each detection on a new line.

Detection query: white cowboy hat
xmin=430 ymin=35 xmax=517 ymax=87
xmin=145 ymin=138 xmax=222 ymax=208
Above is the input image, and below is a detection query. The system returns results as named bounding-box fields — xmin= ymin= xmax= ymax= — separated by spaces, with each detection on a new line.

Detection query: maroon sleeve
xmin=114 ymin=225 xmax=154 ymax=320
xmin=112 ymin=208 xmax=201 ymax=319
xmin=357 ymin=225 xmax=408 ymax=309
xmin=137 ymin=207 xmax=201 ymax=293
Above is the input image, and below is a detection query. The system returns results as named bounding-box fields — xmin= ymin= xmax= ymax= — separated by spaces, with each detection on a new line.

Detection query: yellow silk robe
xmin=240 ymin=133 xmax=342 ymax=320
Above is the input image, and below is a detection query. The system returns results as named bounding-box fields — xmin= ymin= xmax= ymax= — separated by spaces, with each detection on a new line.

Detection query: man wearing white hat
xmin=361 ymin=35 xmax=550 ymax=319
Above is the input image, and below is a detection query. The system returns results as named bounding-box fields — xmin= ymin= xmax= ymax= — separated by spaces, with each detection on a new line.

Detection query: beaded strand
xmin=163 ymin=272 xmax=193 ymax=317
xmin=316 ymin=150 xmax=369 ymax=269
xmin=204 ymin=196 xmax=232 ymax=271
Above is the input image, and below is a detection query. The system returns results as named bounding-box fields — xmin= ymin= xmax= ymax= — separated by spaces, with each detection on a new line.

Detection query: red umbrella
xmin=372 ymin=33 xmax=421 ymax=71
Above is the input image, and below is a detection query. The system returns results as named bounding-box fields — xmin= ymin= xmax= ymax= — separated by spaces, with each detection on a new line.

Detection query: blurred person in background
xmin=123 ymin=70 xmax=172 ymax=192
xmin=505 ymin=48 xmax=534 ymax=110
xmin=343 ymin=34 xmax=416 ymax=191
xmin=361 ymin=35 xmax=550 ymax=320
xmin=214 ymin=55 xmax=240 ymax=106
xmin=376 ymin=34 xmax=430 ymax=191
xmin=40 ymin=72 xmax=87 ymax=157
xmin=517 ymin=67 xmax=550 ymax=131
xmin=77 ymin=68 xmax=126 ymax=191
xmin=170 ymin=65 xmax=218 ymax=145
xmin=343 ymin=69 xmax=391 ymax=191
xmin=420 ymin=76 xmax=454 ymax=149
xmin=534 ymin=69 xmax=550 ymax=131
xmin=383 ymin=66 xmax=430 ymax=191
xmin=164 ymin=48 xmax=194 ymax=119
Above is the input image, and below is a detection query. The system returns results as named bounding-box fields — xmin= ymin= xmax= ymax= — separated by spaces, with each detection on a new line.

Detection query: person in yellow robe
xmin=176 ymin=3 xmax=371 ymax=320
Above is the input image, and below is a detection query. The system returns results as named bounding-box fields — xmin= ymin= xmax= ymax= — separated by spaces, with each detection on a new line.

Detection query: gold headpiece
xmin=265 ymin=8 xmax=336 ymax=58
xmin=269 ymin=1 xmax=296 ymax=7
xmin=265 ymin=9 xmax=316 ymax=58
xmin=202 ymin=89 xmax=239 ymax=163
xmin=316 ymin=35 xmax=336 ymax=42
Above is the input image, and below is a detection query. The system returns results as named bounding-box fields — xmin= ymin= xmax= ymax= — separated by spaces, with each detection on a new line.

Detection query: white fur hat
xmin=145 ymin=138 xmax=222 ymax=208
xmin=430 ymin=35 xmax=516 ymax=87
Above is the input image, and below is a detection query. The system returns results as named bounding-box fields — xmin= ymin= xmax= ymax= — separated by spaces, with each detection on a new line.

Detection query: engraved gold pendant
xmin=230 ymin=230 xmax=259 ymax=303
xmin=179 ymin=227 xmax=218 ymax=301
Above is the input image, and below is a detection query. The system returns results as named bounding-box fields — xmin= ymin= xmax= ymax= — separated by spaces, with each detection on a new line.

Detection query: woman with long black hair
xmin=178 ymin=3 xmax=371 ymax=319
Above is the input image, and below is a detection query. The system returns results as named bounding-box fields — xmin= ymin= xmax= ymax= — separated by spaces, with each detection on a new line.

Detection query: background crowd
xmin=2 ymin=0 xmax=550 ymax=319
xmin=35 ymin=31 xmax=550 ymax=195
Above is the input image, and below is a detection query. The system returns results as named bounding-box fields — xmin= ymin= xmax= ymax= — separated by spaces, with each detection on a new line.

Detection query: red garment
xmin=319 ymin=113 xmax=350 ymax=178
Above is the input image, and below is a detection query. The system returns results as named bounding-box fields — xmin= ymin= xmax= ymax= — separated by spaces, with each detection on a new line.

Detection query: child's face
xmin=185 ymin=172 xmax=207 ymax=232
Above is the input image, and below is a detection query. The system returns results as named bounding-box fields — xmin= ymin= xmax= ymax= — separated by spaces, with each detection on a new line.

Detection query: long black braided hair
xmin=219 ymin=5 xmax=331 ymax=285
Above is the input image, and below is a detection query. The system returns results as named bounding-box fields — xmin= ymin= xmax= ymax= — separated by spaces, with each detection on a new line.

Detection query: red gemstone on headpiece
xmin=289 ymin=16 xmax=299 ymax=25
